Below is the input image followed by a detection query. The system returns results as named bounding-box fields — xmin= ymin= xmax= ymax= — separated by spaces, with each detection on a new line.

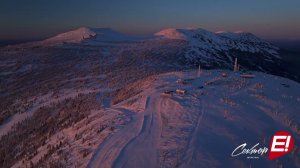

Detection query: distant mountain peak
xmin=24 ymin=27 xmax=279 ymax=60
xmin=40 ymin=27 xmax=136 ymax=45
xmin=41 ymin=27 xmax=97 ymax=45
xmin=154 ymin=28 xmax=213 ymax=40
xmin=154 ymin=28 xmax=186 ymax=40
xmin=154 ymin=27 xmax=279 ymax=64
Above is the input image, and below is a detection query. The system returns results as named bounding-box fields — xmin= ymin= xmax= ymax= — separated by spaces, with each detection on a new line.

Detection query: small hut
xmin=176 ymin=89 xmax=187 ymax=95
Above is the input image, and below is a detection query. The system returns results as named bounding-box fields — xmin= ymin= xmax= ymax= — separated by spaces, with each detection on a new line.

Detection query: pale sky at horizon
xmin=1 ymin=0 xmax=300 ymax=40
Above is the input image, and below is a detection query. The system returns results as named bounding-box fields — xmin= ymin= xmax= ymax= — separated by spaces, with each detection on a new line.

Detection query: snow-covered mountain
xmin=37 ymin=27 xmax=279 ymax=58
xmin=5 ymin=27 xmax=293 ymax=81
xmin=40 ymin=27 xmax=138 ymax=45
xmin=155 ymin=28 xmax=279 ymax=65
xmin=42 ymin=27 xmax=98 ymax=44
xmin=1 ymin=26 xmax=300 ymax=168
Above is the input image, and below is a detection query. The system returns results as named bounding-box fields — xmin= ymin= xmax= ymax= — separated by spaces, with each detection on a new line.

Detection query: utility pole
xmin=198 ymin=64 xmax=201 ymax=77
xmin=234 ymin=58 xmax=238 ymax=72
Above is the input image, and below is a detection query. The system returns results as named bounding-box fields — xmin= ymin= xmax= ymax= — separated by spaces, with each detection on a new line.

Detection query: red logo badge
xmin=268 ymin=131 xmax=294 ymax=160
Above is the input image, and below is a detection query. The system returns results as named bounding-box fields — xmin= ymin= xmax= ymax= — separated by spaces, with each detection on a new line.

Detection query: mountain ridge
xmin=2 ymin=27 xmax=291 ymax=81
xmin=35 ymin=27 xmax=278 ymax=52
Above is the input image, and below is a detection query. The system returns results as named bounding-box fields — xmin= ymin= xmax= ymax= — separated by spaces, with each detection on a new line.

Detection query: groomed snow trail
xmin=88 ymin=93 xmax=163 ymax=168
xmin=112 ymin=95 xmax=162 ymax=168
xmin=86 ymin=108 xmax=144 ymax=168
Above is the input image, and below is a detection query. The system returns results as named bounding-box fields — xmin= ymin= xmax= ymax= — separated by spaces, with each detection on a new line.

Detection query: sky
xmin=1 ymin=0 xmax=300 ymax=41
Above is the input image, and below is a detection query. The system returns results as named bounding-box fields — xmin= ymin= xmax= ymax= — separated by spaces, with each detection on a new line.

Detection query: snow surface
xmin=42 ymin=27 xmax=97 ymax=44
xmin=155 ymin=28 xmax=280 ymax=63
xmin=3 ymin=69 xmax=300 ymax=168
xmin=9 ymin=27 xmax=280 ymax=69
xmin=86 ymin=70 xmax=300 ymax=168
xmin=39 ymin=27 xmax=140 ymax=46
xmin=25 ymin=27 xmax=279 ymax=58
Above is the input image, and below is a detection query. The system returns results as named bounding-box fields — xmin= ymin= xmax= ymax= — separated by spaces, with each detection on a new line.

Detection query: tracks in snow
xmin=88 ymin=88 xmax=207 ymax=168
xmin=88 ymin=94 xmax=163 ymax=168
xmin=87 ymin=107 xmax=144 ymax=168
xmin=180 ymin=97 xmax=205 ymax=167
xmin=112 ymin=95 xmax=162 ymax=168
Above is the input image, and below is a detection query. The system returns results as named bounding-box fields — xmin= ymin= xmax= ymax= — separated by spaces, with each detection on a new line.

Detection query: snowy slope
xmin=3 ymin=67 xmax=300 ymax=168
xmin=41 ymin=27 xmax=97 ymax=44
xmin=87 ymin=70 xmax=300 ymax=168
xmin=36 ymin=27 xmax=279 ymax=56
xmin=40 ymin=27 xmax=138 ymax=45
xmin=155 ymin=28 xmax=279 ymax=65
xmin=22 ymin=27 xmax=280 ymax=67
xmin=4 ymin=27 xmax=289 ymax=80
